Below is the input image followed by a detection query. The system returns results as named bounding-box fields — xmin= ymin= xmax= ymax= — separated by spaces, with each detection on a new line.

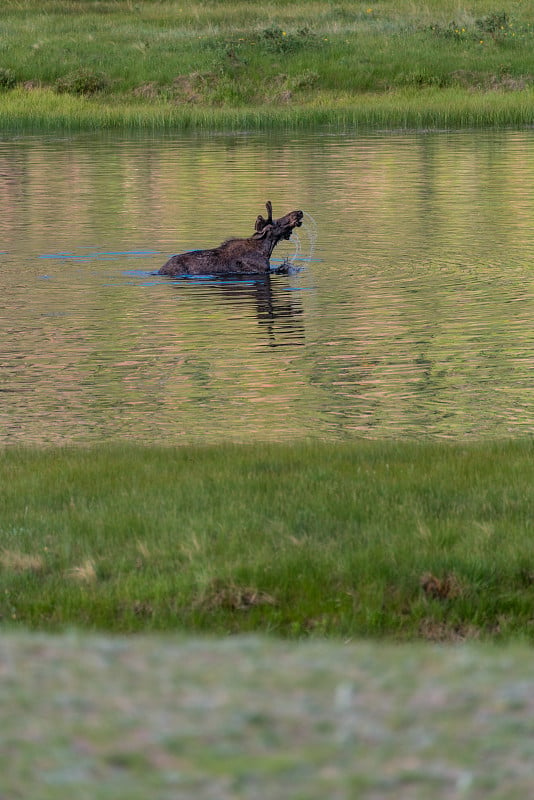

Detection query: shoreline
xmin=2 ymin=86 xmax=534 ymax=132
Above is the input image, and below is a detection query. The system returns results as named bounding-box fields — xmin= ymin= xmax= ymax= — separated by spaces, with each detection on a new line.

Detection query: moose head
xmin=253 ymin=201 xmax=304 ymax=258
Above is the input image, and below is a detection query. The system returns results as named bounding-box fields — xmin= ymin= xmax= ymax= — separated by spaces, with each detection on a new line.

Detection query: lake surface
xmin=2 ymin=129 xmax=534 ymax=445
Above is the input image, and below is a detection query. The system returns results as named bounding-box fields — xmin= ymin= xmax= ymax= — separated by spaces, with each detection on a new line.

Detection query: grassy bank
xmin=4 ymin=84 xmax=534 ymax=131
xmin=2 ymin=633 xmax=533 ymax=798
xmin=1 ymin=441 xmax=533 ymax=641
xmin=1 ymin=1 xmax=533 ymax=130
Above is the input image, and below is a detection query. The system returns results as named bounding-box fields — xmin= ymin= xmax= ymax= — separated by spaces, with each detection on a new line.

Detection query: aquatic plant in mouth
xmin=271 ymin=211 xmax=318 ymax=273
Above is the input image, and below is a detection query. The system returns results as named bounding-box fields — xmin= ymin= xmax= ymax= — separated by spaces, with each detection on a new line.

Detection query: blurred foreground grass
xmin=1 ymin=632 xmax=533 ymax=799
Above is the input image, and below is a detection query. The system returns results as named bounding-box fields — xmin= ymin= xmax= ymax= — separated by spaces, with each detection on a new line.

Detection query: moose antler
xmin=254 ymin=200 xmax=273 ymax=233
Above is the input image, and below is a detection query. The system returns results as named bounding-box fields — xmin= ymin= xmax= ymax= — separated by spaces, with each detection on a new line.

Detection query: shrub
xmin=55 ymin=68 xmax=110 ymax=96
xmin=476 ymin=11 xmax=512 ymax=43
xmin=289 ymin=70 xmax=319 ymax=91
xmin=399 ymin=70 xmax=450 ymax=89
xmin=257 ymin=25 xmax=316 ymax=54
xmin=477 ymin=11 xmax=510 ymax=35
xmin=0 ymin=68 xmax=16 ymax=90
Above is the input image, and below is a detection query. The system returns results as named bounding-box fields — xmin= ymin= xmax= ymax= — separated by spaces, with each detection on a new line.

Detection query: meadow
xmin=2 ymin=441 xmax=533 ymax=642
xmin=0 ymin=0 xmax=533 ymax=129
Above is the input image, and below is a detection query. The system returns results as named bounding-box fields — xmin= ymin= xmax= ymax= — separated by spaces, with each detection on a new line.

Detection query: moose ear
xmin=254 ymin=201 xmax=273 ymax=232
xmin=255 ymin=214 xmax=267 ymax=232
xmin=253 ymin=225 xmax=271 ymax=239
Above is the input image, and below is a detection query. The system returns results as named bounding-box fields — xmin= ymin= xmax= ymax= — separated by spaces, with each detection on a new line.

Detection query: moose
xmin=158 ymin=201 xmax=304 ymax=277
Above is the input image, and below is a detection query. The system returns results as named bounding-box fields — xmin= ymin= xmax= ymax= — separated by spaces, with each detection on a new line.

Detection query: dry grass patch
xmin=418 ymin=618 xmax=481 ymax=643
xmin=420 ymin=572 xmax=464 ymax=601
xmin=67 ymin=558 xmax=97 ymax=584
xmin=198 ymin=578 xmax=277 ymax=612
xmin=0 ymin=548 xmax=44 ymax=573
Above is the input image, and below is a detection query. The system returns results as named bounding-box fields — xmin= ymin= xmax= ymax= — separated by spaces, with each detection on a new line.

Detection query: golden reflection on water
xmin=1 ymin=130 xmax=534 ymax=444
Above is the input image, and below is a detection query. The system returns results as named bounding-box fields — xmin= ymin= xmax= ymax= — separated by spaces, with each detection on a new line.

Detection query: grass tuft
xmin=54 ymin=68 xmax=110 ymax=96
xmin=197 ymin=578 xmax=277 ymax=612
xmin=420 ymin=572 xmax=464 ymax=601
xmin=67 ymin=558 xmax=97 ymax=584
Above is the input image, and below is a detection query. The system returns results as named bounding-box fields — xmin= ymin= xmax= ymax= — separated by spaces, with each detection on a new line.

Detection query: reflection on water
xmin=1 ymin=130 xmax=534 ymax=445
xmin=167 ymin=275 xmax=307 ymax=348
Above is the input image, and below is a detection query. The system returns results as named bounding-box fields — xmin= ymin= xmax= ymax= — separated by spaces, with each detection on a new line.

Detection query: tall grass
xmin=3 ymin=86 xmax=534 ymax=131
xmin=1 ymin=441 xmax=533 ymax=641
xmin=0 ymin=1 xmax=533 ymax=130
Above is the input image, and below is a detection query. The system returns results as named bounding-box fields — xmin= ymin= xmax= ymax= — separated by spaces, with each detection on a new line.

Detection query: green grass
xmin=0 ymin=0 xmax=533 ymax=129
xmin=2 ymin=441 xmax=533 ymax=641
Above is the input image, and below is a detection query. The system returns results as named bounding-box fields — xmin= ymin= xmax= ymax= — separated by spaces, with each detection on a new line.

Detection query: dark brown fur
xmin=159 ymin=201 xmax=303 ymax=276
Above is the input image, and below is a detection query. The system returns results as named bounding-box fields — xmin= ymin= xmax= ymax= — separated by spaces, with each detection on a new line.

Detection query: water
xmin=2 ymin=129 xmax=534 ymax=445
